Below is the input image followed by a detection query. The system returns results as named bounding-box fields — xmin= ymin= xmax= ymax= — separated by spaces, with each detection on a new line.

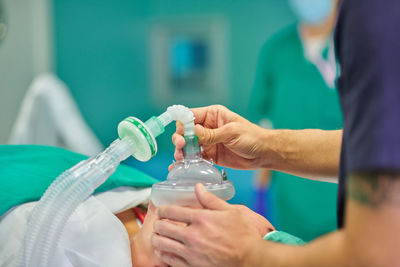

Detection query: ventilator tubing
xmin=117 ymin=105 xmax=195 ymax=161
xmin=19 ymin=105 xmax=194 ymax=267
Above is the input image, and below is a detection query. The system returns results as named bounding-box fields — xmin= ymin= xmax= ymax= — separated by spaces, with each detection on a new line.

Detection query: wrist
xmin=257 ymin=129 xmax=285 ymax=170
xmin=241 ymin=238 xmax=268 ymax=267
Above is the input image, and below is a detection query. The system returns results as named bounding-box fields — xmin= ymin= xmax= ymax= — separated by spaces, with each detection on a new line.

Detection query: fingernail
xmin=154 ymin=249 xmax=161 ymax=257
xmin=194 ymin=125 xmax=203 ymax=140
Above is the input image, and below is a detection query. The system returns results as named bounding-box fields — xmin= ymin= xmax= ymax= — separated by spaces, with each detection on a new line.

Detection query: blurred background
xmin=0 ymin=0 xmax=340 ymax=242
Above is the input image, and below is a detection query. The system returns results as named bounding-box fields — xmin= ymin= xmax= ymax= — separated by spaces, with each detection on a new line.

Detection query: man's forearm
xmin=246 ymin=172 xmax=400 ymax=267
xmin=260 ymin=129 xmax=342 ymax=179
xmin=245 ymin=231 xmax=346 ymax=267
xmin=246 ymin=220 xmax=385 ymax=267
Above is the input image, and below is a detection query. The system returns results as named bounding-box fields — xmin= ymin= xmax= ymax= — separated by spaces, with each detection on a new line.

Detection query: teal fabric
xmin=249 ymin=24 xmax=342 ymax=241
xmin=0 ymin=145 xmax=159 ymax=217
xmin=263 ymin=231 xmax=306 ymax=246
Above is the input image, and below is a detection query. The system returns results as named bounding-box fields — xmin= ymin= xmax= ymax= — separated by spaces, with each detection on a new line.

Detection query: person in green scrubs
xmin=249 ymin=0 xmax=341 ymax=241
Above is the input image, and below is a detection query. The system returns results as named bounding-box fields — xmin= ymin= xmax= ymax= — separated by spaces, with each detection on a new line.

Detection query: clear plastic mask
xmin=151 ymin=135 xmax=235 ymax=206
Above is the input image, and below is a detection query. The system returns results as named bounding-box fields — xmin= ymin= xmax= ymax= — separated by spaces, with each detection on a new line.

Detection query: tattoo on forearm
xmin=347 ymin=172 xmax=400 ymax=207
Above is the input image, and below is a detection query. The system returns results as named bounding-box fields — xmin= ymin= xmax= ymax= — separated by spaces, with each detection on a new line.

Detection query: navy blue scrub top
xmin=335 ymin=0 xmax=400 ymax=228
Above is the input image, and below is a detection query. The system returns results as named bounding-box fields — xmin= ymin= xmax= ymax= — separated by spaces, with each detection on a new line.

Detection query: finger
xmin=195 ymin=183 xmax=231 ymax=211
xmin=151 ymin=233 xmax=187 ymax=257
xmin=153 ymin=220 xmax=187 ymax=243
xmin=157 ymin=250 xmax=189 ymax=267
xmin=191 ymin=105 xmax=232 ymax=124
xmin=172 ymin=133 xmax=185 ymax=149
xmin=156 ymin=205 xmax=195 ymax=224
xmin=168 ymin=163 xmax=174 ymax=171
xmin=190 ymin=106 xmax=211 ymax=124
xmin=163 ymin=218 xmax=188 ymax=227
xmin=195 ymin=124 xmax=232 ymax=145
xmin=174 ymin=148 xmax=183 ymax=161
xmin=147 ymin=201 xmax=156 ymax=215
xmin=175 ymin=121 xmax=184 ymax=134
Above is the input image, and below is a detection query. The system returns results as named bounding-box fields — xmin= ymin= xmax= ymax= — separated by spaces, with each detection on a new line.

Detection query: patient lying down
xmin=0 ymin=195 xmax=273 ymax=267
xmin=0 ymin=190 xmax=274 ymax=267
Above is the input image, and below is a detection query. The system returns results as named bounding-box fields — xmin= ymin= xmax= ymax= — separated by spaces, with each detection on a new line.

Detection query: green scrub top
xmin=0 ymin=145 xmax=159 ymax=217
xmin=249 ymin=24 xmax=343 ymax=241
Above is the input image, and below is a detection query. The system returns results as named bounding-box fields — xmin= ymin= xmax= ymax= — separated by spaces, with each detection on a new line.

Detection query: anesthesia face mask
xmin=151 ymin=135 xmax=235 ymax=207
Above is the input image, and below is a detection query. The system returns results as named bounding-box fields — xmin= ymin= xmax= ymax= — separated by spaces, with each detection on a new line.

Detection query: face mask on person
xmin=289 ymin=0 xmax=334 ymax=26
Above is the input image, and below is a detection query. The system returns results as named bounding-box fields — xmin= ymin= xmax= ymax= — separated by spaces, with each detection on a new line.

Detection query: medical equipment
xmin=17 ymin=105 xmax=179 ymax=266
xmin=133 ymin=207 xmax=146 ymax=224
xmin=18 ymin=104 xmax=234 ymax=267
xmin=151 ymin=134 xmax=235 ymax=206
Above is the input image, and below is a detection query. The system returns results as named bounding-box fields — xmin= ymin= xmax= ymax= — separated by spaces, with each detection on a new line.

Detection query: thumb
xmin=195 ymin=124 xmax=230 ymax=145
xmin=195 ymin=183 xmax=230 ymax=210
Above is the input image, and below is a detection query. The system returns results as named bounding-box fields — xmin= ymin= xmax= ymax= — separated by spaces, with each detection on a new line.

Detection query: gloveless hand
xmin=171 ymin=105 xmax=268 ymax=170
xmin=151 ymin=184 xmax=264 ymax=267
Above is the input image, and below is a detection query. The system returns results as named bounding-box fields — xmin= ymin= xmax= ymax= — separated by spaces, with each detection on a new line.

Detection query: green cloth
xmin=263 ymin=231 xmax=306 ymax=246
xmin=249 ymin=24 xmax=342 ymax=242
xmin=0 ymin=145 xmax=159 ymax=217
